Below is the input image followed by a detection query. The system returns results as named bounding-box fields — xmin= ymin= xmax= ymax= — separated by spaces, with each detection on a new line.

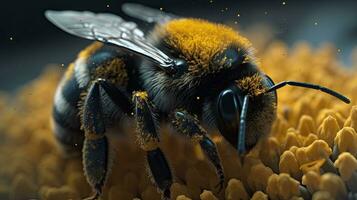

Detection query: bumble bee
xmin=45 ymin=3 xmax=350 ymax=200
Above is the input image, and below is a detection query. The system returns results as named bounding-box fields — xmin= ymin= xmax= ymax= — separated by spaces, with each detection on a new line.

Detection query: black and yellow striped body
xmin=48 ymin=16 xmax=278 ymax=199
xmin=51 ymin=42 xmax=140 ymax=154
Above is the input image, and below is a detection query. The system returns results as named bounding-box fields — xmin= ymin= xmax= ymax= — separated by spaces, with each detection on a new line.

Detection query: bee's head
xmin=215 ymin=71 xmax=350 ymax=155
xmin=214 ymin=73 xmax=278 ymax=154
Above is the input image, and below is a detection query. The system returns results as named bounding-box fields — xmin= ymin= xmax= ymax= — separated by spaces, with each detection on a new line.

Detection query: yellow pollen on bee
xmin=138 ymin=136 xmax=159 ymax=151
xmin=133 ymin=91 xmax=149 ymax=100
xmin=190 ymin=134 xmax=204 ymax=143
xmin=85 ymin=132 xmax=105 ymax=140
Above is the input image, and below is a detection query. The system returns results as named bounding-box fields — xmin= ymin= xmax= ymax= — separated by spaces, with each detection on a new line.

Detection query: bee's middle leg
xmin=132 ymin=91 xmax=173 ymax=200
xmin=81 ymin=78 xmax=132 ymax=199
xmin=170 ymin=109 xmax=225 ymax=192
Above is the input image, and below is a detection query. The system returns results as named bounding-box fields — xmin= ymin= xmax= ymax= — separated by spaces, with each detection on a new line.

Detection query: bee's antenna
xmin=265 ymin=81 xmax=350 ymax=104
xmin=238 ymin=95 xmax=249 ymax=154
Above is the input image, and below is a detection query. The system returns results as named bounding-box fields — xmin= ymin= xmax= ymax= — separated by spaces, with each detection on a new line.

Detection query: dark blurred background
xmin=1 ymin=0 xmax=357 ymax=91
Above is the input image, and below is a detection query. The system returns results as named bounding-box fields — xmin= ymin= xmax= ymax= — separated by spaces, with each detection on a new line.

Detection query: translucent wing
xmin=122 ymin=3 xmax=179 ymax=24
xmin=45 ymin=10 xmax=175 ymax=67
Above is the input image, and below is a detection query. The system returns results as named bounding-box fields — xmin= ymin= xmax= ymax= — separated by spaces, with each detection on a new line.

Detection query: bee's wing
xmin=45 ymin=10 xmax=174 ymax=67
xmin=122 ymin=3 xmax=179 ymax=24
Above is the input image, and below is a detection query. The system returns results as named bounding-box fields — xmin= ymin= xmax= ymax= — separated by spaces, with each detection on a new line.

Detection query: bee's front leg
xmin=132 ymin=91 xmax=173 ymax=200
xmin=171 ymin=110 xmax=225 ymax=192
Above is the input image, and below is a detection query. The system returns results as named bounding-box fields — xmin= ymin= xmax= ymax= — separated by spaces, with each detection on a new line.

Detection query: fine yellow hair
xmin=64 ymin=42 xmax=103 ymax=81
xmin=236 ymin=73 xmax=267 ymax=97
xmin=158 ymin=18 xmax=254 ymax=73
xmin=78 ymin=42 xmax=103 ymax=59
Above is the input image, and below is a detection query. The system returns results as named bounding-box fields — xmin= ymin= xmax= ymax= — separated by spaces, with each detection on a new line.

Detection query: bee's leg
xmin=132 ymin=91 xmax=173 ymax=200
xmin=171 ymin=110 xmax=225 ymax=192
xmin=81 ymin=79 xmax=132 ymax=199
xmin=81 ymin=81 xmax=109 ymax=199
xmin=82 ymin=79 xmax=132 ymax=199
xmin=95 ymin=78 xmax=132 ymax=115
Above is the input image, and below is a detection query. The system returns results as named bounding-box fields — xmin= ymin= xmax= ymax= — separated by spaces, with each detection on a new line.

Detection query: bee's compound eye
xmin=218 ymin=90 xmax=242 ymax=120
xmin=264 ymin=75 xmax=275 ymax=87
xmin=171 ymin=58 xmax=188 ymax=77
xmin=215 ymin=85 xmax=245 ymax=149
xmin=157 ymin=58 xmax=187 ymax=77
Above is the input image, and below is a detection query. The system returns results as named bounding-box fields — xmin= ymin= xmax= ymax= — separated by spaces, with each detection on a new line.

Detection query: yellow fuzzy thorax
xmin=159 ymin=18 xmax=253 ymax=73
